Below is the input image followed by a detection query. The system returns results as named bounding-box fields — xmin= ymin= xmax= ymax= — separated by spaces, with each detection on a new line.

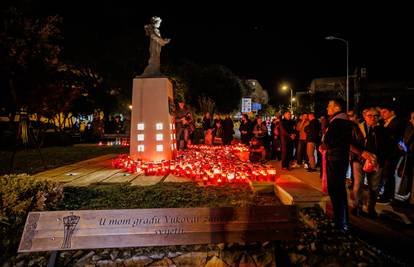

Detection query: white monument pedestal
xmin=130 ymin=78 xmax=176 ymax=162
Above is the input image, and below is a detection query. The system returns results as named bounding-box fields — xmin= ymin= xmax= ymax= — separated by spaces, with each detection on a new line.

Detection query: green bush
xmin=0 ymin=174 xmax=63 ymax=262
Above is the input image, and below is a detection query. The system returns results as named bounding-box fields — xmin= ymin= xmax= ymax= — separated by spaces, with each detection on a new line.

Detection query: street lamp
xmin=325 ymin=35 xmax=349 ymax=112
xmin=281 ymin=85 xmax=294 ymax=114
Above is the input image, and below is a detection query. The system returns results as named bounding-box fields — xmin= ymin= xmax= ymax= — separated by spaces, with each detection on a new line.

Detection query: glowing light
xmin=137 ymin=123 xmax=144 ymax=130
xmin=156 ymin=134 xmax=163 ymax=141
xmin=268 ymin=169 xmax=276 ymax=175
xmin=137 ymin=145 xmax=144 ymax=152
xmin=97 ymin=139 xmax=130 ymax=147
xmin=156 ymin=123 xmax=163 ymax=130
xmin=137 ymin=134 xmax=144 ymax=141
xmin=156 ymin=145 xmax=163 ymax=152
xmin=112 ymin=144 xmax=277 ymax=185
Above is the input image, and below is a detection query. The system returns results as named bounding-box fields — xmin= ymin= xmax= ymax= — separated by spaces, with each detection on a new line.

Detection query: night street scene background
xmin=1 ymin=1 xmax=414 ymax=267
xmin=2 ymin=1 xmax=414 ymax=118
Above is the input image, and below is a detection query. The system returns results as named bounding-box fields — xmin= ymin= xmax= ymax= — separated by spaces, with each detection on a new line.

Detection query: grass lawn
xmin=0 ymin=145 xmax=128 ymax=175
xmin=58 ymin=182 xmax=274 ymax=210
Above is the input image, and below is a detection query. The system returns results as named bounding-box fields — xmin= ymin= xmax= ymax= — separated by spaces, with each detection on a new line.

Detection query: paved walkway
xmin=272 ymin=160 xmax=414 ymax=222
xmin=269 ymin=160 xmax=414 ymax=265
xmin=32 ymin=154 xmax=165 ymax=186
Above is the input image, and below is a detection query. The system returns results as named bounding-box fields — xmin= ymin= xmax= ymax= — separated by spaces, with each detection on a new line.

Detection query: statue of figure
xmin=142 ymin=16 xmax=170 ymax=77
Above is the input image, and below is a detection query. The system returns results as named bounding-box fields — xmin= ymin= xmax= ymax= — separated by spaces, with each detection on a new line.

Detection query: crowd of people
xmin=173 ymin=100 xmax=235 ymax=151
xmin=317 ymin=99 xmax=413 ymax=233
xmin=72 ymin=114 xmax=128 ymax=142
xmin=173 ymin=100 xmax=324 ymax=167
xmin=173 ymin=99 xmax=414 ymax=233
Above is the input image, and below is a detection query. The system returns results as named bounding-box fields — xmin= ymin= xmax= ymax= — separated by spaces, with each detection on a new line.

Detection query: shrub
xmin=0 ymin=174 xmax=63 ymax=262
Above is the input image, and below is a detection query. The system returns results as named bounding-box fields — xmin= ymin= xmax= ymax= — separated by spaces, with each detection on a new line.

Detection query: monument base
xmin=130 ymin=77 xmax=175 ymax=162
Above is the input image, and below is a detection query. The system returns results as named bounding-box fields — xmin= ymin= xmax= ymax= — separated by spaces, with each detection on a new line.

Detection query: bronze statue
xmin=142 ymin=16 xmax=170 ymax=77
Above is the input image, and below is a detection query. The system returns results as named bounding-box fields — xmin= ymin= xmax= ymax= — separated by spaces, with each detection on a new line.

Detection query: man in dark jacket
xmin=280 ymin=111 xmax=296 ymax=170
xmin=378 ymin=105 xmax=406 ymax=203
xmin=321 ymin=99 xmax=354 ymax=232
xmin=305 ymin=113 xmax=321 ymax=172
xmin=239 ymin=114 xmax=253 ymax=145
xmin=222 ymin=114 xmax=234 ymax=145
xmin=174 ymin=100 xmax=192 ymax=150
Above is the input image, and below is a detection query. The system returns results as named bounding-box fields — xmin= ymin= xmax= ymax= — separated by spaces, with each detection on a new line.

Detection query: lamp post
xmin=282 ymin=85 xmax=294 ymax=114
xmin=325 ymin=36 xmax=349 ymax=112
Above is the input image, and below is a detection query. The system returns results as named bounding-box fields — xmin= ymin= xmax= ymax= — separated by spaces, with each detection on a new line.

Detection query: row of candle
xmin=112 ymin=144 xmax=276 ymax=185
xmin=98 ymin=140 xmax=129 ymax=147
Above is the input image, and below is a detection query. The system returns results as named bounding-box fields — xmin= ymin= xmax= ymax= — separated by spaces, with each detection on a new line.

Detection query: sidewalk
xmin=270 ymin=160 xmax=414 ymax=265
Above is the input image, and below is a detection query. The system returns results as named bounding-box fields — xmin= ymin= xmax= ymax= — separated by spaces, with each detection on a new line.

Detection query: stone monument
xmin=141 ymin=16 xmax=170 ymax=77
xmin=130 ymin=17 xmax=175 ymax=162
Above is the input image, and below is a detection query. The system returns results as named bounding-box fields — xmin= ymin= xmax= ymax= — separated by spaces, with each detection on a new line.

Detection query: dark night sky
xmin=19 ymin=1 xmax=414 ymax=94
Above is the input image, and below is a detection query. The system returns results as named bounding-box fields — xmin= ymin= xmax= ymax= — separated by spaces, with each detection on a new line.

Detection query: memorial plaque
xmin=18 ymin=206 xmax=297 ymax=252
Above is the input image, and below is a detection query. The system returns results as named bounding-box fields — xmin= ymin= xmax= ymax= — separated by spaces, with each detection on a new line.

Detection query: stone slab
xmin=51 ymin=167 xmax=107 ymax=184
xmin=33 ymin=154 xmax=118 ymax=181
xmin=100 ymin=172 xmax=143 ymax=184
xmin=130 ymin=175 xmax=165 ymax=186
xmin=65 ymin=168 xmax=123 ymax=187
xmin=275 ymin=174 xmax=329 ymax=210
xmin=250 ymin=181 xmax=275 ymax=194
xmin=163 ymin=174 xmax=192 ymax=183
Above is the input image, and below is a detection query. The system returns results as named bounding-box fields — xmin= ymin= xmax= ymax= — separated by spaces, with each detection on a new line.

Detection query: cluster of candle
xmin=112 ymin=144 xmax=276 ymax=185
xmin=98 ymin=139 xmax=129 ymax=147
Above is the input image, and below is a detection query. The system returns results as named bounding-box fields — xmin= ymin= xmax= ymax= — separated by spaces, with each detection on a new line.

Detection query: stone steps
xmin=273 ymin=174 xmax=329 ymax=211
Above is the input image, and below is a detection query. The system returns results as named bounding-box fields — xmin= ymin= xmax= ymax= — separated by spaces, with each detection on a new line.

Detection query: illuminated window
xmin=171 ymin=134 xmax=174 ymax=140
xmin=156 ymin=145 xmax=163 ymax=152
xmin=171 ymin=144 xmax=174 ymax=150
xmin=156 ymin=134 xmax=163 ymax=141
xmin=156 ymin=123 xmax=163 ymax=130
xmin=137 ymin=134 xmax=144 ymax=141
xmin=170 ymin=123 xmax=173 ymax=130
xmin=137 ymin=145 xmax=144 ymax=152
xmin=137 ymin=123 xmax=144 ymax=130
